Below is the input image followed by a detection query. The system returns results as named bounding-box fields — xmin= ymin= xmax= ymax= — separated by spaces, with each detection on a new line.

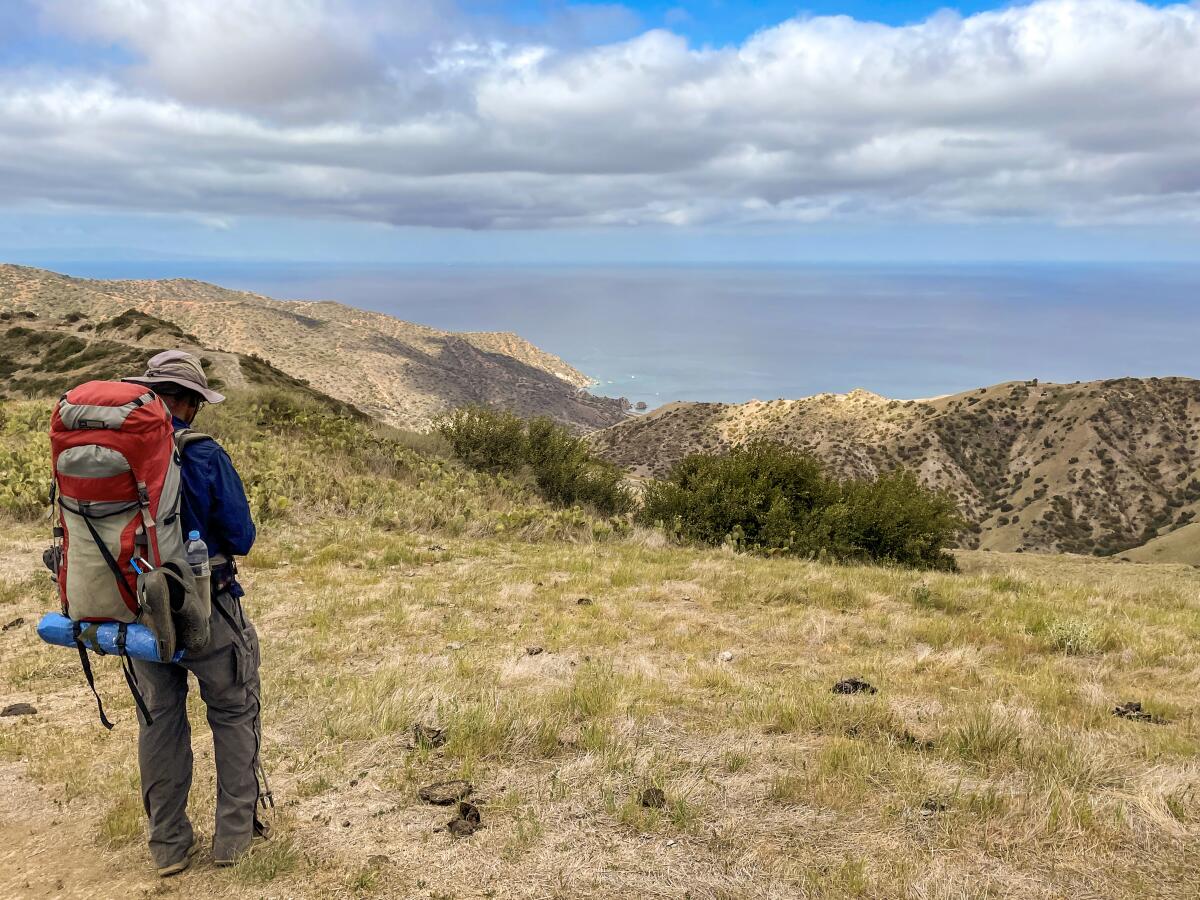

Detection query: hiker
xmin=123 ymin=350 xmax=270 ymax=876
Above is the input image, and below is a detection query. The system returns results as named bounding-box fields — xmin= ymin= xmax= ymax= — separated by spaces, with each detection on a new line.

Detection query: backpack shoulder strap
xmin=174 ymin=428 xmax=215 ymax=455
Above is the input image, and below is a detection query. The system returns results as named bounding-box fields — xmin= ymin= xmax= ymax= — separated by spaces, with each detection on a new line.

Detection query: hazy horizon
xmin=21 ymin=259 xmax=1198 ymax=409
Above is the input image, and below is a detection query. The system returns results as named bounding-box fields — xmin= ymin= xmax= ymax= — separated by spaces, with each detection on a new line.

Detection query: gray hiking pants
xmin=131 ymin=591 xmax=264 ymax=867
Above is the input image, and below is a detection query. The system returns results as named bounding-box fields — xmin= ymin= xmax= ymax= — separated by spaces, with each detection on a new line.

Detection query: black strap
xmin=115 ymin=624 xmax=153 ymax=725
xmin=72 ymin=623 xmax=114 ymax=730
xmin=80 ymin=514 xmax=138 ymax=611
xmin=60 ymin=499 xmax=139 ymax=519
xmin=212 ymin=595 xmax=248 ymax=650
xmin=121 ymin=657 xmax=154 ymax=726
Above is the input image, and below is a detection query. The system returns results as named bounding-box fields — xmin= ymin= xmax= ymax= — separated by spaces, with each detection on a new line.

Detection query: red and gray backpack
xmin=48 ymin=381 xmax=195 ymax=725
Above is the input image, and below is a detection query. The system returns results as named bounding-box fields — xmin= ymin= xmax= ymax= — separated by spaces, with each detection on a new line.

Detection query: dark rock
xmin=526 ymin=646 xmax=544 ymax=656
xmin=639 ymin=787 xmax=667 ymax=809
xmin=576 ymin=597 xmax=593 ymax=606
xmin=419 ymin=780 xmax=473 ymax=806
xmin=412 ymin=724 xmax=447 ymax=748
xmin=2 ymin=617 xmax=24 ymax=632
xmin=0 ymin=703 xmax=37 ymax=717
xmin=832 ymin=678 xmax=877 ymax=695
xmin=342 ymin=820 xmax=351 ymax=828
xmin=635 ymin=401 xmax=648 ymax=411
xmin=1112 ymin=701 xmax=1167 ymax=725
xmin=920 ymin=797 xmax=948 ymax=814
xmin=447 ymin=801 xmax=482 ymax=838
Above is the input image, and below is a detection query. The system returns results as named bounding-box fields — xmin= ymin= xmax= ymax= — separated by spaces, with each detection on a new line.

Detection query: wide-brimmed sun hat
xmin=124 ymin=349 xmax=226 ymax=404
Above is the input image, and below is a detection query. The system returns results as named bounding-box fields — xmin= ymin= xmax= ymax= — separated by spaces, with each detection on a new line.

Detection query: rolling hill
xmin=0 ymin=264 xmax=628 ymax=431
xmin=590 ymin=379 xmax=1200 ymax=556
xmin=0 ymin=306 xmax=363 ymax=418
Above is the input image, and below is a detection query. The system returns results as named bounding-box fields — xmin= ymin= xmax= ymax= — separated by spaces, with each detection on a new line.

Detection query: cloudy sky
xmin=2 ymin=0 xmax=1199 ymax=264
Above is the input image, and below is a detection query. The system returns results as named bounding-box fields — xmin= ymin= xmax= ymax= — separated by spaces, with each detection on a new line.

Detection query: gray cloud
xmin=3 ymin=0 xmax=1199 ymax=229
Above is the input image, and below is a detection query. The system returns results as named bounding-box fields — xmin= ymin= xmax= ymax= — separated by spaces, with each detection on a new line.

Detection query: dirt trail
xmin=0 ymin=762 xmax=157 ymax=899
xmin=0 ymin=534 xmax=193 ymax=898
xmin=0 ymin=540 xmax=157 ymax=897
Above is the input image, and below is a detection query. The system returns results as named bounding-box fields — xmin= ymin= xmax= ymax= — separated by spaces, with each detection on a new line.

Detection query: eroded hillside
xmin=591 ymin=379 xmax=1200 ymax=556
xmin=0 ymin=265 xmax=627 ymax=430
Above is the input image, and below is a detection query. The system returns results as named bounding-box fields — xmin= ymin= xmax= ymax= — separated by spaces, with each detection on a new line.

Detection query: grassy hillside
xmin=1123 ymin=522 xmax=1200 ymax=566
xmin=1 ymin=389 xmax=1198 ymax=898
xmin=0 ymin=264 xmax=629 ymax=431
xmin=0 ymin=308 xmax=365 ymax=420
xmin=592 ymin=379 xmax=1200 ymax=557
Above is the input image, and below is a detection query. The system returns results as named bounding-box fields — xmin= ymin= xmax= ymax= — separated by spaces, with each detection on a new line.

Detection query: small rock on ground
xmin=718 ymin=650 xmax=734 ymax=662
xmin=447 ymin=801 xmax=482 ymax=838
xmin=412 ymin=724 xmax=447 ymax=748
xmin=0 ymin=703 xmax=37 ymax=717
xmin=419 ymin=780 xmax=473 ymax=805
xmin=576 ymin=597 xmax=594 ymax=606
xmin=639 ymin=787 xmax=667 ymax=809
xmin=832 ymin=678 xmax=877 ymax=695
xmin=1112 ymin=701 xmax=1167 ymax=724
xmin=526 ymin=646 xmax=544 ymax=656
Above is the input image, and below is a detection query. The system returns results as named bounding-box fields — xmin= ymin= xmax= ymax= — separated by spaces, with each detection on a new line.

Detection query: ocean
xmin=57 ymin=262 xmax=1200 ymax=409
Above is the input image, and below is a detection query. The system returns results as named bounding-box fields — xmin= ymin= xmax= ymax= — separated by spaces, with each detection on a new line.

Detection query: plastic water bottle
xmin=185 ymin=530 xmax=210 ymax=580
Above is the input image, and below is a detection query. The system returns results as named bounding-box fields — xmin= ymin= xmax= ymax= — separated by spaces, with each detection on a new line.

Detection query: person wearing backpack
xmin=122 ymin=351 xmax=271 ymax=876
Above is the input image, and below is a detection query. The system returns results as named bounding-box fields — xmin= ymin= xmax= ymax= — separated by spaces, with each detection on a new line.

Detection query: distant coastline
xmin=17 ymin=261 xmax=1200 ymax=411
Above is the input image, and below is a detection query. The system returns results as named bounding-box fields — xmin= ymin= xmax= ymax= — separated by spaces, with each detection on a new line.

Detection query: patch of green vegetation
xmin=95 ymin=308 xmax=197 ymax=343
xmin=640 ymin=441 xmax=962 ymax=570
xmin=228 ymin=833 xmax=300 ymax=885
xmin=436 ymin=405 xmax=633 ymax=516
xmin=98 ymin=790 xmax=144 ymax=848
xmin=237 ymin=351 xmax=364 ymax=419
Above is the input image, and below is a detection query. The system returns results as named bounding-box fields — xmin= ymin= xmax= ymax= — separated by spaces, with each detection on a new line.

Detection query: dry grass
xmin=2 ymin=518 xmax=1199 ymax=899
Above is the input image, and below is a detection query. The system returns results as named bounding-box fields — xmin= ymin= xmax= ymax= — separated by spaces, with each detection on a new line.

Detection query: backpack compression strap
xmin=71 ymin=622 xmax=155 ymax=730
xmin=116 ymin=625 xmax=154 ymax=726
xmin=79 ymin=511 xmax=139 ymax=613
xmin=72 ymin=622 xmax=114 ymax=731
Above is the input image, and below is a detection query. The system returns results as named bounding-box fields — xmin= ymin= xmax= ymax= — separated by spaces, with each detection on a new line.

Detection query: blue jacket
xmin=173 ymin=417 xmax=255 ymax=596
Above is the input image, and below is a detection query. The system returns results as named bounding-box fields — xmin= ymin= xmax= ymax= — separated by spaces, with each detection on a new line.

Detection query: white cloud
xmin=4 ymin=0 xmax=1200 ymax=229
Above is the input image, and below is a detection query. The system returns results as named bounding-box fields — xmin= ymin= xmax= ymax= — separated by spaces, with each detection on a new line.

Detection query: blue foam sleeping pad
xmin=37 ymin=612 xmax=184 ymax=663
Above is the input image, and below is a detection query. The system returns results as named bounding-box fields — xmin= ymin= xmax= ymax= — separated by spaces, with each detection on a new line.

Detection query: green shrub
xmin=0 ymin=402 xmax=52 ymax=518
xmin=436 ymin=405 xmax=633 ymax=516
xmin=435 ymin=405 xmax=526 ymax=471
xmin=639 ymin=442 xmax=961 ymax=570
